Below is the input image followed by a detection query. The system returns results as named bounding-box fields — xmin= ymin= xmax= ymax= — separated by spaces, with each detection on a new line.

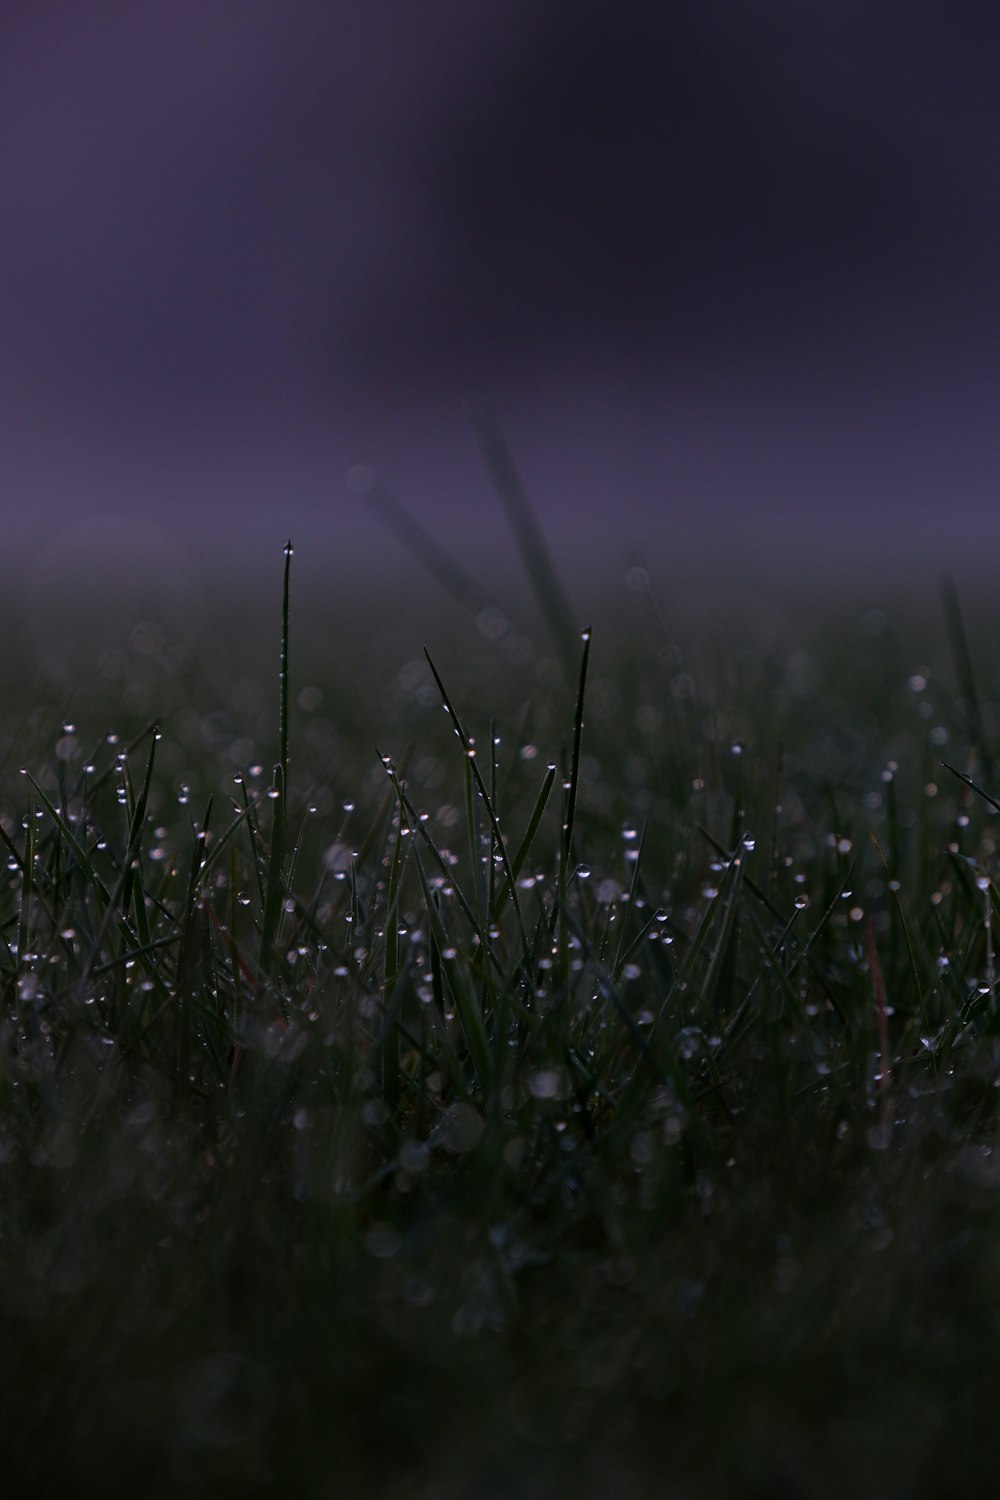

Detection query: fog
xmin=3 ymin=0 xmax=998 ymax=638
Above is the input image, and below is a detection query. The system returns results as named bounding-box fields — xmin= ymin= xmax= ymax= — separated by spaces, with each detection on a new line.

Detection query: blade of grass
xmin=350 ymin=465 xmax=535 ymax=658
xmin=611 ymin=819 xmax=647 ymax=977
xmin=491 ymin=760 xmax=557 ymax=923
xmin=259 ymin=542 xmax=293 ymax=979
xmin=423 ymin=651 xmax=532 ymax=975
xmin=380 ymin=759 xmax=476 ymax=936
xmin=941 ymin=760 xmax=1000 ymax=816
xmin=942 ymin=574 xmax=993 ymax=777
xmin=15 ymin=795 xmax=36 ymax=985
xmin=467 ymin=393 xmax=578 ymax=662
xmin=869 ymin=831 xmax=931 ymax=1026
xmin=562 ymin=627 xmax=591 ymax=873
xmin=119 ymin=724 xmax=159 ymax=954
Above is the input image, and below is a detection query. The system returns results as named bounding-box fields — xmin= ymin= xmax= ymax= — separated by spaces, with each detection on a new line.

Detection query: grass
xmin=4 ymin=480 xmax=1000 ymax=1495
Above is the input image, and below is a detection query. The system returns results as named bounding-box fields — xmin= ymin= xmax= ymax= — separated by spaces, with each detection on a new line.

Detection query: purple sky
xmin=3 ymin=0 xmax=1000 ymax=616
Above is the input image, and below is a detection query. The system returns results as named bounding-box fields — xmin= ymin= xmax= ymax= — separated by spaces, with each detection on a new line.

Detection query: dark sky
xmin=3 ymin=0 xmax=1000 ymax=612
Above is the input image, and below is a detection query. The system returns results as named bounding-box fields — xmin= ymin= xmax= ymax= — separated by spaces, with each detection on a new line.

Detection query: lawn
xmin=2 ymin=515 xmax=1000 ymax=1497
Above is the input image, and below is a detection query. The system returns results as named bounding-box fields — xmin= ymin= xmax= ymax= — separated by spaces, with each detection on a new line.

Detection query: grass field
xmin=3 ymin=504 xmax=1000 ymax=1497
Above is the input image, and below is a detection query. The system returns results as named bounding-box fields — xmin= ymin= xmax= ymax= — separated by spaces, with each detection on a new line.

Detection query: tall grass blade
xmin=350 ymin=466 xmax=534 ymax=656
xmin=259 ymin=542 xmax=293 ymax=979
xmin=15 ymin=795 xmax=35 ymax=986
xmin=562 ymin=627 xmax=591 ymax=873
xmin=491 ymin=760 xmax=556 ymax=922
xmin=467 ymin=393 xmax=578 ymax=661
xmin=942 ymin=573 xmax=993 ymax=776
xmin=424 ymin=650 xmax=531 ymax=973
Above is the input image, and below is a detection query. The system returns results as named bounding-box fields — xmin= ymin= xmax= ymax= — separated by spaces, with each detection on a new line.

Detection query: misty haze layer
xmin=2 ymin=0 xmax=998 ymax=620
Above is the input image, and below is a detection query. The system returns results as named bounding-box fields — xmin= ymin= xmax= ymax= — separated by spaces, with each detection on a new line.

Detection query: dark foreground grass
xmin=4 ymin=551 xmax=1000 ymax=1498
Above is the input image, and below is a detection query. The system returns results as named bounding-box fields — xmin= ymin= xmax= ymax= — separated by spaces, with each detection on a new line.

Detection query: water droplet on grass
xmin=527 ymin=1069 xmax=561 ymax=1100
xmin=429 ymin=1103 xmax=485 ymax=1154
xmin=400 ymin=1141 xmax=430 ymax=1173
xmin=677 ymin=1028 xmax=701 ymax=1060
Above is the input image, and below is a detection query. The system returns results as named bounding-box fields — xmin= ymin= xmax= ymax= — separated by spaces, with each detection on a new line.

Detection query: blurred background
xmin=2 ymin=0 xmax=999 ymax=659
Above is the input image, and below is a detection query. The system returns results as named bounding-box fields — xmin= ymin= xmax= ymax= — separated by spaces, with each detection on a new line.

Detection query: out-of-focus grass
xmin=5 ymin=505 xmax=1000 ymax=1495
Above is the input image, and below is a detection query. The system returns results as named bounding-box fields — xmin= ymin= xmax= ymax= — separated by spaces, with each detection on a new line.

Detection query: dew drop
xmin=527 ymin=1070 xmax=561 ymax=1100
